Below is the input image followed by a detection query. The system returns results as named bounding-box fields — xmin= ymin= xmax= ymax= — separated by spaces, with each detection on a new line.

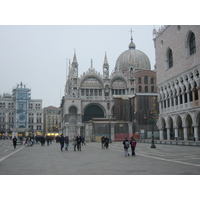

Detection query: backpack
xmin=131 ymin=140 xmax=136 ymax=147
xmin=124 ymin=141 xmax=129 ymax=149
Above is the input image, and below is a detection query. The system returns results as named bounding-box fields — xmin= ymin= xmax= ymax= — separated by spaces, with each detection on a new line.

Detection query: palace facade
xmin=154 ymin=25 xmax=200 ymax=141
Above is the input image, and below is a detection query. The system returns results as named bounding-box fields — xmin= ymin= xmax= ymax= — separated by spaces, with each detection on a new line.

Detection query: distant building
xmin=154 ymin=25 xmax=200 ymax=141
xmin=60 ymin=36 xmax=158 ymax=141
xmin=43 ymin=106 xmax=60 ymax=137
xmin=0 ymin=82 xmax=43 ymax=138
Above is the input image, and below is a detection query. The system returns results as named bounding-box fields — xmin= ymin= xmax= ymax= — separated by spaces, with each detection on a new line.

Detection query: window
xmin=151 ymin=77 xmax=154 ymax=84
xmin=168 ymin=48 xmax=173 ymax=68
xmin=138 ymin=85 xmax=142 ymax=92
xmin=189 ymin=32 xmax=196 ymax=55
xmin=145 ymin=86 xmax=148 ymax=92
xmin=144 ymin=76 xmax=148 ymax=84
xmin=138 ymin=77 xmax=142 ymax=84
xmin=151 ymin=86 xmax=154 ymax=92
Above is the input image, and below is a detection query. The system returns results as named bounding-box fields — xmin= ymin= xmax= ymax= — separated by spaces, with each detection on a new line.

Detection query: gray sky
xmin=0 ymin=1 xmax=196 ymax=108
xmin=0 ymin=25 xmax=162 ymax=107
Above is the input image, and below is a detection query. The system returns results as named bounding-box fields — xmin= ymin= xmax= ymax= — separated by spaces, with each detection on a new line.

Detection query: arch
xmin=68 ymin=105 xmax=78 ymax=114
xmin=110 ymin=76 xmax=127 ymax=88
xmin=166 ymin=48 xmax=173 ymax=69
xmin=83 ymin=104 xmax=105 ymax=122
xmin=185 ymin=113 xmax=194 ymax=140
xmin=80 ymin=75 xmax=104 ymax=88
xmin=174 ymin=114 xmax=183 ymax=140
xmin=167 ymin=116 xmax=174 ymax=140
xmin=185 ymin=31 xmax=196 ymax=56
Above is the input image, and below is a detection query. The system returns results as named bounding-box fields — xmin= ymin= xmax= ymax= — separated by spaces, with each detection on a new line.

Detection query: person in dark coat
xmin=46 ymin=135 xmax=50 ymax=146
xmin=104 ymin=136 xmax=109 ymax=149
xmin=60 ymin=134 xmax=65 ymax=151
xmin=130 ymin=137 xmax=137 ymax=156
xmin=64 ymin=136 xmax=69 ymax=151
xmin=123 ymin=137 xmax=130 ymax=157
xmin=13 ymin=136 xmax=17 ymax=149
xmin=76 ymin=135 xmax=82 ymax=151
xmin=101 ymin=135 xmax=105 ymax=149
xmin=40 ymin=136 xmax=45 ymax=146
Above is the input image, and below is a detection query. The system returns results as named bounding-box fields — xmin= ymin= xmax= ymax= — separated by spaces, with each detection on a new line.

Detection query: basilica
xmin=59 ymin=36 xmax=158 ymax=141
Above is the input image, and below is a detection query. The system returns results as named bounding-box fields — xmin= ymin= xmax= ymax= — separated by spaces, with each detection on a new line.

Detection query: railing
xmin=64 ymin=95 xmax=113 ymax=101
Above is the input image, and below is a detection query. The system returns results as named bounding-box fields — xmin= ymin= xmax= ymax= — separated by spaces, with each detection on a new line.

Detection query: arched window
xmin=145 ymin=86 xmax=148 ymax=92
xmin=138 ymin=77 xmax=142 ymax=84
xmin=151 ymin=77 xmax=154 ymax=84
xmin=138 ymin=85 xmax=142 ymax=92
xmin=151 ymin=86 xmax=154 ymax=92
xmin=189 ymin=32 xmax=196 ymax=55
xmin=144 ymin=76 xmax=148 ymax=84
xmin=167 ymin=48 xmax=173 ymax=68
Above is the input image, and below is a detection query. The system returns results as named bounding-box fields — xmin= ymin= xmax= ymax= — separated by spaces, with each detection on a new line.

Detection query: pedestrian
xmin=73 ymin=135 xmax=77 ymax=151
xmin=13 ymin=136 xmax=17 ymax=149
xmin=101 ymin=135 xmax=105 ymax=149
xmin=130 ymin=137 xmax=137 ymax=156
xmin=64 ymin=136 xmax=69 ymax=151
xmin=81 ymin=135 xmax=86 ymax=145
xmin=60 ymin=134 xmax=65 ymax=151
xmin=76 ymin=135 xmax=82 ymax=151
xmin=46 ymin=135 xmax=50 ymax=146
xmin=123 ymin=137 xmax=130 ymax=156
xmin=105 ymin=136 xmax=109 ymax=149
xmin=40 ymin=136 xmax=45 ymax=146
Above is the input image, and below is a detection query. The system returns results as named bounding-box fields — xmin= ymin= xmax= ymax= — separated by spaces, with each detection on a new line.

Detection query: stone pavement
xmin=0 ymin=139 xmax=200 ymax=175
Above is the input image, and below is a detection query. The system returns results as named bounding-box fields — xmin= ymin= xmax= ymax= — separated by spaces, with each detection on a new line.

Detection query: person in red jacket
xmin=130 ymin=137 xmax=137 ymax=156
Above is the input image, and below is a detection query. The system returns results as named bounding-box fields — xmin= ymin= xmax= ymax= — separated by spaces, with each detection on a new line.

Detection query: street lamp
xmin=150 ymin=110 xmax=156 ymax=148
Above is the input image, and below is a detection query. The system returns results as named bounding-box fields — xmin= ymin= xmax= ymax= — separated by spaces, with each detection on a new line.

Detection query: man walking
xmin=13 ymin=136 xmax=17 ymax=149
xmin=123 ymin=137 xmax=130 ymax=156
xmin=101 ymin=135 xmax=105 ymax=149
xmin=60 ymin=134 xmax=65 ymax=151
xmin=130 ymin=137 xmax=137 ymax=156
xmin=64 ymin=135 xmax=69 ymax=151
xmin=76 ymin=135 xmax=82 ymax=151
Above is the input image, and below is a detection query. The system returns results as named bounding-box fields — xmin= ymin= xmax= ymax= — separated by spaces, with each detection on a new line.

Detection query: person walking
xmin=81 ymin=135 xmax=86 ymax=145
xmin=73 ymin=135 xmax=77 ymax=151
xmin=60 ymin=134 xmax=65 ymax=151
xmin=130 ymin=137 xmax=137 ymax=156
xmin=123 ymin=137 xmax=130 ymax=157
xmin=101 ymin=135 xmax=105 ymax=149
xmin=46 ymin=135 xmax=50 ymax=146
xmin=76 ymin=135 xmax=82 ymax=151
xmin=105 ymin=136 xmax=109 ymax=149
xmin=13 ymin=136 xmax=17 ymax=149
xmin=64 ymin=136 xmax=69 ymax=151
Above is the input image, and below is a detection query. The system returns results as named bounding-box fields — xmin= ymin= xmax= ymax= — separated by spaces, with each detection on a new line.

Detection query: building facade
xmin=0 ymin=82 xmax=43 ymax=138
xmin=43 ymin=106 xmax=60 ymax=137
xmin=154 ymin=25 xmax=200 ymax=141
xmin=60 ymin=36 xmax=158 ymax=141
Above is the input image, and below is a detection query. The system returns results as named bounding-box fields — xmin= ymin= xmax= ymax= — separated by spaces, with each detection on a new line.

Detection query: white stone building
xmin=154 ymin=25 xmax=200 ymax=141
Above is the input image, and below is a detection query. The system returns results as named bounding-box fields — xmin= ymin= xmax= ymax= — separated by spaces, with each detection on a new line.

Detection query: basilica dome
xmin=115 ymin=38 xmax=151 ymax=72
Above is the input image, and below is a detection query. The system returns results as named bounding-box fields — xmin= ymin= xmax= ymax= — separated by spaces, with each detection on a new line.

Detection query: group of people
xmin=123 ymin=137 xmax=137 ymax=157
xmin=101 ymin=135 xmax=110 ymax=149
xmin=59 ymin=134 xmax=85 ymax=151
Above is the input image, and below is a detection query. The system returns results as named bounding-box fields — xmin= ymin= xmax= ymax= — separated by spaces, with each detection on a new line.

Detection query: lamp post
xmin=150 ymin=110 xmax=156 ymax=148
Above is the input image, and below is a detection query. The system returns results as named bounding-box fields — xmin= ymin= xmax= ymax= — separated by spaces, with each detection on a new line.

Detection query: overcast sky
xmin=0 ymin=1 xmax=197 ymax=108
xmin=0 ymin=25 xmax=162 ymax=107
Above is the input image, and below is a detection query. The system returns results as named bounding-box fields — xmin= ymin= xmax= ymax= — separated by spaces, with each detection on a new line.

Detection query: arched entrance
xmin=185 ymin=114 xmax=194 ymax=140
xmin=83 ymin=105 xmax=104 ymax=122
xmin=176 ymin=115 xmax=183 ymax=140
xmin=168 ymin=116 xmax=174 ymax=140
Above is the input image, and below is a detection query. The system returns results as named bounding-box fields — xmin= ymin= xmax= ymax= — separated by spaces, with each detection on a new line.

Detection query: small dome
xmin=115 ymin=40 xmax=151 ymax=72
